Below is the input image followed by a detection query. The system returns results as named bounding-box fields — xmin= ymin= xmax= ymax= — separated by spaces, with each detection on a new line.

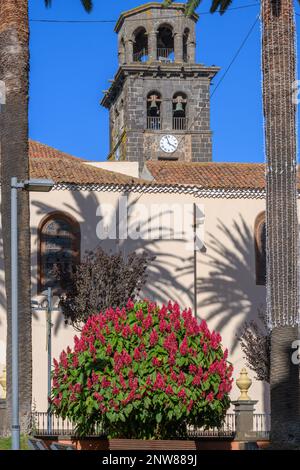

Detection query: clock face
xmin=160 ymin=135 xmax=179 ymax=153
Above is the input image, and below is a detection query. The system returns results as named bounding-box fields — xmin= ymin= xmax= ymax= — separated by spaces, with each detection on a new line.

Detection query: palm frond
xmin=185 ymin=0 xmax=203 ymax=16
xmin=210 ymin=0 xmax=233 ymax=14
xmin=162 ymin=0 xmax=174 ymax=6
xmin=80 ymin=0 xmax=93 ymax=13
xmin=44 ymin=0 xmax=93 ymax=12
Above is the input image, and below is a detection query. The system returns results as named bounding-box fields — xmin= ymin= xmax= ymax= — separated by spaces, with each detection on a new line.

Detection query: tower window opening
xmin=133 ymin=27 xmax=148 ymax=62
xmin=147 ymin=92 xmax=162 ymax=130
xmin=183 ymin=28 xmax=189 ymax=62
xmin=157 ymin=25 xmax=174 ymax=62
xmin=173 ymin=93 xmax=187 ymax=130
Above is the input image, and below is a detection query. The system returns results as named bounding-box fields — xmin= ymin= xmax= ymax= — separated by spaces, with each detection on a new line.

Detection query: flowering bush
xmin=50 ymin=300 xmax=233 ymax=438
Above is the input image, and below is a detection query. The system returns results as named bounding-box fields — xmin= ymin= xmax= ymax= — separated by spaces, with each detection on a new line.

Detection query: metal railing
xmin=157 ymin=48 xmax=174 ymax=62
xmin=253 ymin=413 xmax=271 ymax=439
xmin=173 ymin=117 xmax=188 ymax=131
xmin=147 ymin=116 xmax=161 ymax=130
xmin=133 ymin=48 xmax=148 ymax=62
xmin=30 ymin=412 xmax=105 ymax=437
xmin=188 ymin=414 xmax=236 ymax=438
xmin=30 ymin=412 xmax=270 ymax=439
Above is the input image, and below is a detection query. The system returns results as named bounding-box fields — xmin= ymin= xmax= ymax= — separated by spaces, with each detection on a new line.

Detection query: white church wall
xmin=29 ymin=189 xmax=268 ymax=412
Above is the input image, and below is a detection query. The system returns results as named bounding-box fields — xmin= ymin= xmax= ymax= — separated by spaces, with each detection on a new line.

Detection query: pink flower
xmin=189 ymin=364 xmax=197 ymax=374
xmin=87 ymin=378 xmax=93 ymax=389
xmin=133 ymin=324 xmax=143 ymax=337
xmin=178 ymin=389 xmax=186 ymax=399
xmin=136 ymin=309 xmax=144 ymax=321
xmin=126 ymin=299 xmax=134 ymax=310
xmin=153 ymin=372 xmax=165 ymax=390
xmin=149 ymin=328 xmax=159 ymax=346
xmin=74 ymin=383 xmax=82 ymax=394
xmin=146 ymin=376 xmax=152 ymax=386
xmin=101 ymin=377 xmax=111 ymax=389
xmin=159 ymin=319 xmax=168 ymax=333
xmin=152 ymin=357 xmax=162 ymax=367
xmin=72 ymin=354 xmax=79 ymax=368
xmin=93 ymin=392 xmax=104 ymax=402
xmin=133 ymin=348 xmax=141 ymax=361
xmin=165 ymin=385 xmax=174 ymax=395
xmin=163 ymin=332 xmax=178 ymax=355
xmin=122 ymin=325 xmax=131 ymax=338
xmin=142 ymin=314 xmax=153 ymax=330
xmin=187 ymin=399 xmax=194 ymax=413
xmin=179 ymin=337 xmax=188 ymax=356
xmin=192 ymin=375 xmax=201 ymax=386
xmin=177 ymin=371 xmax=186 ymax=385
xmin=206 ymin=392 xmax=214 ymax=403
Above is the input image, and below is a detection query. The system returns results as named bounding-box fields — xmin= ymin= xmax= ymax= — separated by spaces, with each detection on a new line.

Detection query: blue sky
xmin=29 ymin=0 xmax=300 ymax=163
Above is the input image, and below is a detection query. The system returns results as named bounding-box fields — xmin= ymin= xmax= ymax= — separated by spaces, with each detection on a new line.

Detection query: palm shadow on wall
xmin=179 ymin=215 xmax=266 ymax=353
xmin=30 ymin=190 xmax=193 ymax=336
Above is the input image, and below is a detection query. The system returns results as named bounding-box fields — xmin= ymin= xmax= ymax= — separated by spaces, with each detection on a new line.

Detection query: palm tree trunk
xmin=0 ymin=0 xmax=32 ymax=433
xmin=262 ymin=0 xmax=300 ymax=446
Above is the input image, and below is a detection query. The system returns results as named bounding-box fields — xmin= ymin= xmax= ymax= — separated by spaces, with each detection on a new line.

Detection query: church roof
xmin=145 ymin=161 xmax=268 ymax=190
xmin=29 ymin=140 xmax=143 ymax=186
xmin=27 ymin=140 xmax=287 ymax=198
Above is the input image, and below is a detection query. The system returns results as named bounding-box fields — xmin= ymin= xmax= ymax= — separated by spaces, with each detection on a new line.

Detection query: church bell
xmin=174 ymin=101 xmax=184 ymax=114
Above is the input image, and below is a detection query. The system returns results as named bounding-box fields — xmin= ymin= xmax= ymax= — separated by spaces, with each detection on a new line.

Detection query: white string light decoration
xmin=261 ymin=0 xmax=299 ymax=329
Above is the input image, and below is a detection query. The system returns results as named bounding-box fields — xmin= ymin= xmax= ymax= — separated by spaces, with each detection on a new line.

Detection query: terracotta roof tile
xmin=29 ymin=140 xmax=86 ymax=162
xmin=146 ymin=161 xmax=268 ymax=190
xmin=29 ymin=141 xmax=142 ymax=185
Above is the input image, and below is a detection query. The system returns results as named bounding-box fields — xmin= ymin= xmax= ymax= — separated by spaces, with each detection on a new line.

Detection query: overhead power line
xmin=29 ymin=2 xmax=260 ymax=24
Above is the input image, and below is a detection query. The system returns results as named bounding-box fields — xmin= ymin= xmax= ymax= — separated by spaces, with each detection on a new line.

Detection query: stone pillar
xmin=0 ymin=400 xmax=8 ymax=437
xmin=187 ymin=41 xmax=196 ymax=63
xmin=232 ymin=368 xmax=258 ymax=442
xmin=118 ymin=42 xmax=125 ymax=65
xmin=148 ymin=31 xmax=157 ymax=62
xmin=232 ymin=400 xmax=258 ymax=441
xmin=174 ymin=32 xmax=183 ymax=63
xmin=125 ymin=39 xmax=133 ymax=64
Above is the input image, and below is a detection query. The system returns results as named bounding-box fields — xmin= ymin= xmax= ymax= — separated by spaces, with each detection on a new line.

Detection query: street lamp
xmin=11 ymin=177 xmax=55 ymax=450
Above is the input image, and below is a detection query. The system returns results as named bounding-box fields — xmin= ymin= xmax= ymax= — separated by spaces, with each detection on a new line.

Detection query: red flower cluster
xmin=50 ymin=299 xmax=233 ymax=438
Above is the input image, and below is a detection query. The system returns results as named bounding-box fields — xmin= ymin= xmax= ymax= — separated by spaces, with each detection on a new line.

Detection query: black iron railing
xmin=173 ymin=117 xmax=188 ymax=131
xmin=157 ymin=48 xmax=174 ymax=62
xmin=147 ymin=116 xmax=161 ymax=130
xmin=133 ymin=48 xmax=148 ymax=62
xmin=30 ymin=412 xmax=270 ymax=439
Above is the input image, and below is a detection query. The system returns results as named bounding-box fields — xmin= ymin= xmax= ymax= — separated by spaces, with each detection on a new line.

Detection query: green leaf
xmin=156 ymin=412 xmax=162 ymax=424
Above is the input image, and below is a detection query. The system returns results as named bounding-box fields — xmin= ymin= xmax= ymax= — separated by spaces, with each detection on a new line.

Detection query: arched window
xmin=133 ymin=27 xmax=148 ymax=62
xmin=173 ymin=92 xmax=187 ymax=130
xmin=255 ymin=212 xmax=266 ymax=286
xmin=157 ymin=24 xmax=174 ymax=62
xmin=183 ymin=28 xmax=189 ymax=62
xmin=147 ymin=91 xmax=161 ymax=130
xmin=39 ymin=212 xmax=80 ymax=292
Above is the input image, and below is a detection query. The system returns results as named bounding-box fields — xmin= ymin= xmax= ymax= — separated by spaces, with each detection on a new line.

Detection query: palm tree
xmin=165 ymin=0 xmax=300 ymax=446
xmin=0 ymin=0 xmax=93 ymax=434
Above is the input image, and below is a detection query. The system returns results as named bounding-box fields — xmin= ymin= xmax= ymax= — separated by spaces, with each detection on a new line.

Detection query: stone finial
xmin=0 ymin=367 xmax=6 ymax=399
xmin=236 ymin=368 xmax=252 ymax=401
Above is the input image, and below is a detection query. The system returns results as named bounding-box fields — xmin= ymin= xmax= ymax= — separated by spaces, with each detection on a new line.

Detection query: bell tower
xmin=101 ymin=2 xmax=219 ymax=165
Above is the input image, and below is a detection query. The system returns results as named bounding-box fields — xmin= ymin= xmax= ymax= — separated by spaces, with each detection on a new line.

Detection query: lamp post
xmin=11 ymin=178 xmax=54 ymax=450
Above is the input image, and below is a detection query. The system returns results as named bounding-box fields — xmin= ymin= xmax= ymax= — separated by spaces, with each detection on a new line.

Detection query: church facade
xmin=0 ymin=3 xmax=271 ymax=415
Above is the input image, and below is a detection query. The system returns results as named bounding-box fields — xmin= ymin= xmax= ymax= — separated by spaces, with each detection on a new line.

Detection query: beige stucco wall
xmin=27 ymin=188 xmax=268 ymax=412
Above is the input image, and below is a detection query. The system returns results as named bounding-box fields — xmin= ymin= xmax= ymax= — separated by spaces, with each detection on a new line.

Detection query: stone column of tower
xmin=101 ymin=2 xmax=219 ymax=167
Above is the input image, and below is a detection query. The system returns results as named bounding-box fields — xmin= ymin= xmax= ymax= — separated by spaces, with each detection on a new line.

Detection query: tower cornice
xmin=101 ymin=63 xmax=220 ymax=108
xmin=115 ymin=2 xmax=199 ymax=33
